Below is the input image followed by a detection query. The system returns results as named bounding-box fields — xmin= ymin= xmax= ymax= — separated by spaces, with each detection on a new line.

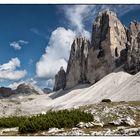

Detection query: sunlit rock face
xmin=87 ymin=10 xmax=127 ymax=83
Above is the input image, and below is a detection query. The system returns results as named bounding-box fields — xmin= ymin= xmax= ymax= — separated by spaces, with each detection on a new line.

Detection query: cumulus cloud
xmin=63 ymin=5 xmax=92 ymax=40
xmin=0 ymin=58 xmax=27 ymax=81
xmin=8 ymin=78 xmax=44 ymax=94
xmin=63 ymin=5 xmax=140 ymax=34
xmin=36 ymin=6 xmax=93 ymax=81
xmin=10 ymin=40 xmax=29 ymax=50
xmin=64 ymin=5 xmax=89 ymax=32
xmin=8 ymin=78 xmax=37 ymax=90
xmin=36 ymin=27 xmax=76 ymax=79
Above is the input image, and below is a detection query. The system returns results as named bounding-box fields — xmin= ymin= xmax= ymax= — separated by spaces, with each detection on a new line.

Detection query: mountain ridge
xmin=54 ymin=10 xmax=140 ymax=91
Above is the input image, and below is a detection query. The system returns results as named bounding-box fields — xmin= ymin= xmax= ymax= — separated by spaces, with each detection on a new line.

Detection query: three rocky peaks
xmin=54 ymin=10 xmax=140 ymax=91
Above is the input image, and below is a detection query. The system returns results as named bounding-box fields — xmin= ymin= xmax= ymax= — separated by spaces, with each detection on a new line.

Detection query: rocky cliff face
xmin=66 ymin=37 xmax=90 ymax=89
xmin=53 ymin=10 xmax=140 ymax=91
xmin=53 ymin=67 xmax=66 ymax=91
xmin=125 ymin=21 xmax=140 ymax=74
xmin=87 ymin=10 xmax=127 ymax=83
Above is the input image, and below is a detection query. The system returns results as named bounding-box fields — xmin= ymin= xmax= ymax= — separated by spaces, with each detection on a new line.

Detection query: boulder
xmin=76 ymin=122 xmax=86 ymax=128
xmin=48 ymin=128 xmax=64 ymax=133
xmin=109 ymin=117 xmax=135 ymax=126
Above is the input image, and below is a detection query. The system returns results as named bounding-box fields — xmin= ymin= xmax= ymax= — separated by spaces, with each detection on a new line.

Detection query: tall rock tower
xmin=53 ymin=66 xmax=66 ymax=91
xmin=53 ymin=10 xmax=140 ymax=91
xmin=87 ymin=10 xmax=127 ymax=83
xmin=66 ymin=36 xmax=90 ymax=89
xmin=125 ymin=21 xmax=140 ymax=74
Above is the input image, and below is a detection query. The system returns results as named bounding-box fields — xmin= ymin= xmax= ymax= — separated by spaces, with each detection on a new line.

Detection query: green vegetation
xmin=0 ymin=116 xmax=26 ymax=128
xmin=0 ymin=109 xmax=93 ymax=134
xmin=128 ymin=101 xmax=140 ymax=106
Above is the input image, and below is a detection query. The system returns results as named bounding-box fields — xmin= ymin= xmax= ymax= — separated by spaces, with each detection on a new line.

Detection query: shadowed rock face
xmin=0 ymin=87 xmax=13 ymax=98
xmin=125 ymin=21 xmax=140 ymax=74
xmin=66 ymin=37 xmax=90 ymax=89
xmin=53 ymin=67 xmax=66 ymax=91
xmin=87 ymin=10 xmax=127 ymax=83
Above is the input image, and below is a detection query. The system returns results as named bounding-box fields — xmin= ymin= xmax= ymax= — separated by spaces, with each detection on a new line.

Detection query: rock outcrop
xmin=125 ymin=21 xmax=140 ymax=74
xmin=0 ymin=87 xmax=13 ymax=98
xmin=43 ymin=88 xmax=52 ymax=94
xmin=53 ymin=10 xmax=140 ymax=90
xmin=87 ymin=10 xmax=127 ymax=83
xmin=15 ymin=83 xmax=42 ymax=95
xmin=0 ymin=83 xmax=43 ymax=98
xmin=66 ymin=37 xmax=90 ymax=89
xmin=53 ymin=67 xmax=66 ymax=91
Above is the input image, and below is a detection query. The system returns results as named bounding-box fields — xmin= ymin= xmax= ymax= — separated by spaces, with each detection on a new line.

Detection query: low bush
xmin=0 ymin=109 xmax=93 ymax=133
xmin=0 ymin=116 xmax=26 ymax=128
xmin=19 ymin=109 xmax=93 ymax=133
xmin=101 ymin=99 xmax=111 ymax=103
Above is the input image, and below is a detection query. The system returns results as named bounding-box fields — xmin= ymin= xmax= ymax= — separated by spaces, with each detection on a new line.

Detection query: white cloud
xmin=10 ymin=40 xmax=29 ymax=50
xmin=63 ymin=5 xmax=140 ymax=35
xmin=46 ymin=78 xmax=55 ymax=90
xmin=8 ymin=81 xmax=24 ymax=90
xmin=0 ymin=58 xmax=27 ymax=81
xmin=18 ymin=40 xmax=29 ymax=44
xmin=64 ymin=5 xmax=89 ymax=32
xmin=10 ymin=42 xmax=22 ymax=50
xmin=63 ymin=5 xmax=91 ymax=40
xmin=8 ymin=78 xmax=37 ymax=90
xmin=8 ymin=78 xmax=44 ymax=94
xmin=30 ymin=28 xmax=48 ymax=39
xmin=36 ymin=27 xmax=76 ymax=79
xmin=0 ymin=58 xmax=20 ymax=71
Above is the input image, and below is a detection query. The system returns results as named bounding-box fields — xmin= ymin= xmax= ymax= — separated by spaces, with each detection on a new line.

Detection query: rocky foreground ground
xmin=0 ymin=101 xmax=140 ymax=136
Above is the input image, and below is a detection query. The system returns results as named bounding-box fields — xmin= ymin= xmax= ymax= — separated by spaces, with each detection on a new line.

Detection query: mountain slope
xmin=1 ymin=71 xmax=140 ymax=117
xmin=48 ymin=71 xmax=132 ymax=109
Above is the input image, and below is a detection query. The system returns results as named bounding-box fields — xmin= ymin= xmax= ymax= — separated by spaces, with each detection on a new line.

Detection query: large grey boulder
xmin=87 ymin=10 xmax=127 ymax=83
xmin=53 ymin=66 xmax=66 ymax=91
xmin=125 ymin=21 xmax=140 ymax=74
xmin=66 ymin=36 xmax=90 ymax=89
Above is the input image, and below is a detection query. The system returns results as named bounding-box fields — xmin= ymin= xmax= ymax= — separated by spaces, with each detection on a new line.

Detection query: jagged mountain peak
xmin=53 ymin=9 xmax=140 ymax=92
xmin=98 ymin=9 xmax=117 ymax=17
xmin=16 ymin=83 xmax=44 ymax=95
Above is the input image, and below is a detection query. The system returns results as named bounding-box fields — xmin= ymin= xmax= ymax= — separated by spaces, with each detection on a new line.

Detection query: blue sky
xmin=0 ymin=4 xmax=140 ymax=89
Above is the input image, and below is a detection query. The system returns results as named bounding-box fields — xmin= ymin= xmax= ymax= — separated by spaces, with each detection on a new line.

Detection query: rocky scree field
xmin=0 ymin=101 xmax=140 ymax=136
